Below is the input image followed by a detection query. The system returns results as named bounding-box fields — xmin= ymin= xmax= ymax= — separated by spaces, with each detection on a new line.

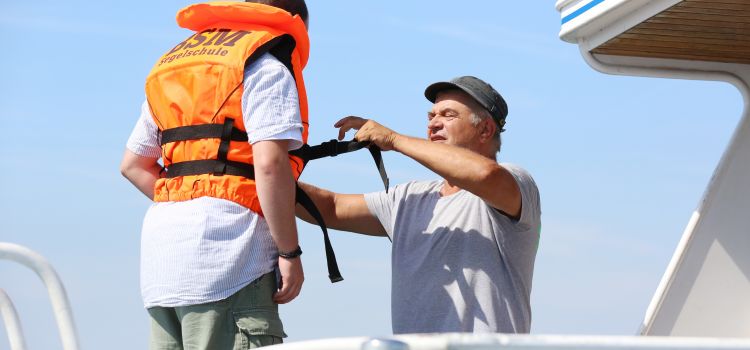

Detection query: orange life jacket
xmin=145 ymin=2 xmax=310 ymax=216
xmin=144 ymin=2 xmax=391 ymax=284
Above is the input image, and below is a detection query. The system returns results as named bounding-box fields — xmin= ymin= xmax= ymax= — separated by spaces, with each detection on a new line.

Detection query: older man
xmin=298 ymin=76 xmax=541 ymax=334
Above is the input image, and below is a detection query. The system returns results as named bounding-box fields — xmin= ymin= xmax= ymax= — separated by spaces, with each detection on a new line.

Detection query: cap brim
xmin=424 ymin=81 xmax=462 ymax=103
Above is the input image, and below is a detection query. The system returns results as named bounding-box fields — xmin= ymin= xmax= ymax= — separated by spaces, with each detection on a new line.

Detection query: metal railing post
xmin=0 ymin=242 xmax=79 ymax=350
xmin=0 ymin=288 xmax=27 ymax=350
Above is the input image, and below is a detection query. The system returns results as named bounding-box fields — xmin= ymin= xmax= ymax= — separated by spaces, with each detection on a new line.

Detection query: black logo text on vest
xmin=159 ymin=29 xmax=250 ymax=66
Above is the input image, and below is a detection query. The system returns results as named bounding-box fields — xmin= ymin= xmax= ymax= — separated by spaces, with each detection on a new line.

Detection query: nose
xmin=428 ymin=117 xmax=442 ymax=133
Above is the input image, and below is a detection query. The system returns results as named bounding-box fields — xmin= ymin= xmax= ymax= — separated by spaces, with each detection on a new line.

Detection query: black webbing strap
xmin=295 ymin=185 xmax=343 ymax=283
xmin=214 ymin=118 xmax=235 ymax=175
xmin=160 ymin=123 xmax=248 ymax=145
xmin=290 ymin=139 xmax=368 ymax=161
xmin=367 ymin=146 xmax=389 ymax=192
xmin=164 ymin=159 xmax=255 ymax=179
xmin=290 ymin=139 xmax=389 ymax=192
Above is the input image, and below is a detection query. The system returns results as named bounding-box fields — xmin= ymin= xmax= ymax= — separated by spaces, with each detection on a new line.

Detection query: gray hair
xmin=470 ymin=108 xmax=502 ymax=154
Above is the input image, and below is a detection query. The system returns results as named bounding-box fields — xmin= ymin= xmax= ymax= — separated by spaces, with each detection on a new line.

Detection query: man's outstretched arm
xmin=335 ymin=116 xmax=521 ymax=218
xmin=295 ymin=182 xmax=387 ymax=237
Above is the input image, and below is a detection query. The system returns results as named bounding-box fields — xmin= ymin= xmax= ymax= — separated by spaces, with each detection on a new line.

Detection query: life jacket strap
xmin=214 ymin=118 xmax=236 ymax=175
xmin=291 ymin=139 xmax=389 ymax=192
xmin=295 ymin=184 xmax=344 ymax=283
xmin=164 ymin=159 xmax=255 ymax=179
xmin=160 ymin=122 xmax=248 ymax=145
xmin=366 ymin=145 xmax=390 ymax=193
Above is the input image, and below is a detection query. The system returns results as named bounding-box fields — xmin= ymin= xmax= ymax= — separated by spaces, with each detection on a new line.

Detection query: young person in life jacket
xmin=296 ymin=76 xmax=542 ymax=335
xmin=120 ymin=0 xmax=311 ymax=348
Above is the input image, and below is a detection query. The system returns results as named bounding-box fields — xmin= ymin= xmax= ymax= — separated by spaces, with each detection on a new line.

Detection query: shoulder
xmin=366 ymin=180 xmax=440 ymax=206
xmin=242 ymin=53 xmax=297 ymax=99
xmin=499 ymin=163 xmax=541 ymax=226
xmin=393 ymin=179 xmax=442 ymax=197
xmin=500 ymin=163 xmax=538 ymax=190
xmin=245 ymin=52 xmax=292 ymax=78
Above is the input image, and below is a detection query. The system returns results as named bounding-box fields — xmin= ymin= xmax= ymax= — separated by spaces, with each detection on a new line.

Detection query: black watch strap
xmin=278 ymin=246 xmax=303 ymax=259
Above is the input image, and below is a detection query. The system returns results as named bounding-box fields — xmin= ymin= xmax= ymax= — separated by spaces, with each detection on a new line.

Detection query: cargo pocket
xmin=233 ymin=308 xmax=287 ymax=349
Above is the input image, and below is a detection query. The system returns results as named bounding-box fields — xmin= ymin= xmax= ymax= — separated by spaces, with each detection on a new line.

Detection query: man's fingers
xmin=274 ymin=258 xmax=303 ymax=303
xmin=337 ymin=127 xmax=348 ymax=141
xmin=335 ymin=116 xmax=369 ymax=141
xmin=333 ymin=117 xmax=347 ymax=128
xmin=273 ymin=281 xmax=301 ymax=304
xmin=336 ymin=120 xmax=354 ymax=141
xmin=278 ymin=288 xmax=299 ymax=304
xmin=283 ymin=284 xmax=301 ymax=304
xmin=274 ymin=283 xmax=291 ymax=303
xmin=333 ymin=116 xmax=363 ymax=127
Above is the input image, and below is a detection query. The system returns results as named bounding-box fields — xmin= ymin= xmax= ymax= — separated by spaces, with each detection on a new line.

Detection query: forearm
xmin=392 ymin=134 xmax=520 ymax=215
xmin=393 ymin=135 xmax=501 ymax=190
xmin=254 ymin=141 xmax=299 ymax=253
xmin=120 ymin=149 xmax=161 ymax=200
xmin=297 ymin=183 xmax=386 ymax=237
xmin=295 ymin=182 xmax=336 ymax=226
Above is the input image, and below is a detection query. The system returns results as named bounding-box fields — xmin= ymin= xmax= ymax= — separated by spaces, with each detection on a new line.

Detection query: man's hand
xmin=335 ymin=116 xmax=399 ymax=151
xmin=274 ymin=256 xmax=304 ymax=304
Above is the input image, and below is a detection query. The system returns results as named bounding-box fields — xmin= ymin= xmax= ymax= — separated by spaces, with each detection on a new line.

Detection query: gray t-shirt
xmin=364 ymin=163 xmax=541 ymax=334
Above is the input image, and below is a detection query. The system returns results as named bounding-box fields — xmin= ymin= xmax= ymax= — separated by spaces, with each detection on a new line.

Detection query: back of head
xmin=245 ymin=0 xmax=308 ymax=23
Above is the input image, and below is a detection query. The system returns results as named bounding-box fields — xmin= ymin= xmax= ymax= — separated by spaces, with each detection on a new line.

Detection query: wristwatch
xmin=278 ymin=246 xmax=303 ymax=259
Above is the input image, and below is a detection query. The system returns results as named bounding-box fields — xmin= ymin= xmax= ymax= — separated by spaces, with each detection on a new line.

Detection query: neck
xmin=481 ymin=147 xmax=498 ymax=161
xmin=440 ymin=180 xmax=462 ymax=196
xmin=468 ymin=142 xmax=497 ymax=161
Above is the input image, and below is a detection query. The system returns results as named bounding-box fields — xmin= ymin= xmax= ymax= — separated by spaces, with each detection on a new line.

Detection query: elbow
xmin=253 ymin=156 xmax=286 ymax=178
xmin=119 ymin=161 xmax=133 ymax=179
xmin=481 ymin=164 xmax=521 ymax=199
xmin=253 ymin=148 xmax=291 ymax=179
xmin=252 ymin=140 xmax=293 ymax=179
xmin=296 ymin=183 xmax=337 ymax=225
xmin=120 ymin=149 xmax=140 ymax=180
xmin=476 ymin=163 xmax=503 ymax=183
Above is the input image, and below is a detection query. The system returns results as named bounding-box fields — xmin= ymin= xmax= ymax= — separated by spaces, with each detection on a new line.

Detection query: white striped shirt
xmin=126 ymin=53 xmax=303 ymax=308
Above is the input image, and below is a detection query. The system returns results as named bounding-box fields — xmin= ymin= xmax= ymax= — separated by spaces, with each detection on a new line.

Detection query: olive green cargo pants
xmin=147 ymin=272 xmax=286 ymax=350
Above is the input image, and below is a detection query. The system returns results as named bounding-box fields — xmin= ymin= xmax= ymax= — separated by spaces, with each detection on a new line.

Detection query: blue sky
xmin=0 ymin=1 xmax=743 ymax=349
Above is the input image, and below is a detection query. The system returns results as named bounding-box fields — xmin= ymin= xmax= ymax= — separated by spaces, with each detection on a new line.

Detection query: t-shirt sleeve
xmin=504 ymin=164 xmax=541 ymax=231
xmin=364 ymin=189 xmax=397 ymax=239
xmin=242 ymin=53 xmax=304 ymax=151
xmin=126 ymin=100 xmax=162 ymax=159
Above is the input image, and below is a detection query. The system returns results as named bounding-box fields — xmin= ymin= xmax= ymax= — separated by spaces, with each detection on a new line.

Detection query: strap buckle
xmin=322 ymin=139 xmax=340 ymax=157
xmin=213 ymin=118 xmax=235 ymax=176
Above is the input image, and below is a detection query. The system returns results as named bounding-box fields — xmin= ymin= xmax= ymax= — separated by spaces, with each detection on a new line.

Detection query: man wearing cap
xmin=297 ymin=76 xmax=541 ymax=334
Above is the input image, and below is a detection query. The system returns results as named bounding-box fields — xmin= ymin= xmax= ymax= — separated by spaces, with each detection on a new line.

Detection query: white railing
xmin=0 ymin=288 xmax=27 ymax=350
xmin=0 ymin=242 xmax=79 ymax=350
xmin=269 ymin=334 xmax=750 ymax=350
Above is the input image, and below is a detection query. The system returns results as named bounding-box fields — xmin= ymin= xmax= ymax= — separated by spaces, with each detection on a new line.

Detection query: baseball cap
xmin=424 ymin=76 xmax=508 ymax=132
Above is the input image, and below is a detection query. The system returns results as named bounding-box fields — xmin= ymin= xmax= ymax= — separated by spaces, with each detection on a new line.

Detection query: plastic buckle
xmin=326 ymin=139 xmax=339 ymax=157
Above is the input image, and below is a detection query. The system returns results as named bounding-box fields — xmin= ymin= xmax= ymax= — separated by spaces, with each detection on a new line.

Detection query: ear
xmin=479 ymin=118 xmax=496 ymax=142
